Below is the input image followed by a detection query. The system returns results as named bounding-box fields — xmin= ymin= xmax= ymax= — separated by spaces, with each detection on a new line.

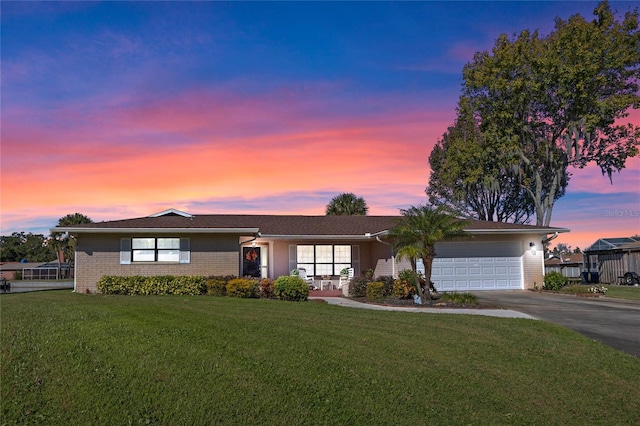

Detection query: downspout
xmin=542 ymin=232 xmax=559 ymax=261
xmin=368 ymin=233 xmax=396 ymax=279
xmin=239 ymin=232 xmax=261 ymax=246
xmin=542 ymin=231 xmax=558 ymax=245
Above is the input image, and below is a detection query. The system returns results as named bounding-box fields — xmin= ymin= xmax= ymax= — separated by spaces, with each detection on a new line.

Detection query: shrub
xmin=274 ymin=275 xmax=309 ymax=301
xmin=226 ymin=278 xmax=259 ymax=298
xmin=14 ymin=271 xmax=22 ymax=280
xmin=348 ymin=277 xmax=371 ymax=298
xmin=375 ymin=276 xmax=395 ymax=296
xmin=362 ymin=269 xmax=375 ymax=280
xmin=439 ymin=292 xmax=478 ymax=305
xmin=393 ymin=269 xmax=418 ymax=299
xmin=206 ymin=277 xmax=228 ymax=296
xmin=259 ymin=278 xmax=275 ymax=299
xmin=544 ymin=271 xmax=568 ymax=291
xmin=366 ymin=281 xmax=385 ymax=302
xmin=97 ymin=275 xmax=206 ymax=295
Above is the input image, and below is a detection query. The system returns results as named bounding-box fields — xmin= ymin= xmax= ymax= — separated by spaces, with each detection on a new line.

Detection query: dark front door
xmin=242 ymin=247 xmax=261 ymax=278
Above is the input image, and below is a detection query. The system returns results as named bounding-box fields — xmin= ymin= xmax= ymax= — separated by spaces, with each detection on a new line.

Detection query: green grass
xmin=605 ymin=285 xmax=640 ymax=300
xmin=556 ymin=284 xmax=640 ymax=301
xmin=2 ymin=291 xmax=640 ymax=425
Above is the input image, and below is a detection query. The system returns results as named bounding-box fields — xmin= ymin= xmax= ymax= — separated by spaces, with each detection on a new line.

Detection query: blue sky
xmin=2 ymin=1 xmax=639 ymax=250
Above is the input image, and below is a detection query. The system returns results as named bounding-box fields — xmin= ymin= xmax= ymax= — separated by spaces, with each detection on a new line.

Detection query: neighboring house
xmin=0 ymin=260 xmax=72 ymax=280
xmin=544 ymin=253 xmax=584 ymax=280
xmin=52 ymin=208 xmax=569 ymax=294
xmin=583 ymin=237 xmax=640 ymax=284
xmin=0 ymin=262 xmax=45 ymax=280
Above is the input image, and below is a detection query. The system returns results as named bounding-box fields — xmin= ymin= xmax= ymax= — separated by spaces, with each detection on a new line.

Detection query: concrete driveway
xmin=473 ymin=291 xmax=640 ymax=358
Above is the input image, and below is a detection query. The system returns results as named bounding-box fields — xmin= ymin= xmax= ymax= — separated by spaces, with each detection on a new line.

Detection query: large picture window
xmin=120 ymin=238 xmax=190 ymax=264
xmin=296 ymin=245 xmax=351 ymax=276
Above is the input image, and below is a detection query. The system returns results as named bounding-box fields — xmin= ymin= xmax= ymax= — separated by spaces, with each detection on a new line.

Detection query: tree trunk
xmin=422 ymin=256 xmax=434 ymax=305
xmin=411 ymin=258 xmax=425 ymax=302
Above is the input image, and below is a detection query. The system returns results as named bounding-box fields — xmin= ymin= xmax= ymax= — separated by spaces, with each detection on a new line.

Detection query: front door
xmin=242 ymin=245 xmax=269 ymax=278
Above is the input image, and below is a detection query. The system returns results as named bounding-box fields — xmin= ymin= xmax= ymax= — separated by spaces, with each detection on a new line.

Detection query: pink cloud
xmin=1 ymin=85 xmax=451 ymax=234
xmin=5 ymin=81 xmax=636 ymax=251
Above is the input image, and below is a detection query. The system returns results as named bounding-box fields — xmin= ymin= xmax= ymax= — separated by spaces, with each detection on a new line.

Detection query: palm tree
xmin=325 ymin=193 xmax=369 ymax=216
xmin=393 ymin=236 xmax=426 ymax=301
xmin=389 ymin=205 xmax=469 ymax=303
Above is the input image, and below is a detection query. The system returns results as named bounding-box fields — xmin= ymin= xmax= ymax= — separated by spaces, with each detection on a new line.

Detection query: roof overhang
xmin=259 ymin=234 xmax=375 ymax=240
xmin=464 ymin=227 xmax=570 ymax=235
xmin=51 ymin=227 xmax=260 ymax=234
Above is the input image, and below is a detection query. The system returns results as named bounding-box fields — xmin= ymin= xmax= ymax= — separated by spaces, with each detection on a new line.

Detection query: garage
xmin=425 ymin=241 xmax=524 ymax=291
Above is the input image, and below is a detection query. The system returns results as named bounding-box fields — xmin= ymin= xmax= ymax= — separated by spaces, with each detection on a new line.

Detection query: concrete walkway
xmin=310 ymin=297 xmax=536 ymax=319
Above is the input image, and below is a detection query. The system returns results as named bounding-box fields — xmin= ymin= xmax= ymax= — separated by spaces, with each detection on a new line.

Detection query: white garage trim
xmin=432 ymin=257 xmax=523 ymax=291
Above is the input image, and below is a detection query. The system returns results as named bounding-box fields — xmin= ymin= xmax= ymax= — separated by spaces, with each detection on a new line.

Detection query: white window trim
xmin=120 ymin=237 xmax=190 ymax=264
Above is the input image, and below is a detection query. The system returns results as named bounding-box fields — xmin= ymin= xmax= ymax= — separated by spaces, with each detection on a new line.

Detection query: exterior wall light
xmin=529 ymin=242 xmax=537 ymax=255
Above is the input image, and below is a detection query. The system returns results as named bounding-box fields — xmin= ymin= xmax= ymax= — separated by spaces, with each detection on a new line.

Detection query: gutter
xmin=257 ymin=234 xmax=375 ymax=240
xmin=465 ymin=228 xmax=570 ymax=235
xmin=51 ymin=227 xmax=261 ymax=234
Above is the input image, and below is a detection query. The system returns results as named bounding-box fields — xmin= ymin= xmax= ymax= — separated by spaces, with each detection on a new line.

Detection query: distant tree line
xmin=1 ymin=213 xmax=93 ymax=264
xmin=0 ymin=232 xmax=54 ymax=263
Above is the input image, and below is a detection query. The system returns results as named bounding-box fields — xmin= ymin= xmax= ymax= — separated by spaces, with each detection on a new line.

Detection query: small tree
xmin=325 ymin=193 xmax=369 ymax=216
xmin=389 ymin=205 xmax=469 ymax=303
xmin=50 ymin=213 xmax=93 ymax=276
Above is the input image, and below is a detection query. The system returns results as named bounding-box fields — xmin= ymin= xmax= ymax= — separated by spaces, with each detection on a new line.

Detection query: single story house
xmin=544 ymin=253 xmax=584 ymax=280
xmin=0 ymin=262 xmax=45 ymax=280
xmin=583 ymin=237 xmax=640 ymax=284
xmin=52 ymin=208 xmax=569 ymax=294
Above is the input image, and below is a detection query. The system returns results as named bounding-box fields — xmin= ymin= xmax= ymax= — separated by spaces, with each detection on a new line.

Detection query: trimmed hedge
xmin=97 ymin=275 xmax=206 ymax=295
xmin=366 ymin=281 xmax=385 ymax=302
xmin=206 ymin=277 xmax=228 ymax=296
xmin=226 ymin=278 xmax=259 ymax=298
xmin=274 ymin=276 xmax=309 ymax=301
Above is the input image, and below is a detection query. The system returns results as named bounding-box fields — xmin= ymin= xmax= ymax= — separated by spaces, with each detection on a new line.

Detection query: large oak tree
xmin=431 ymin=1 xmax=640 ymax=226
xmin=427 ymin=99 xmax=537 ymax=223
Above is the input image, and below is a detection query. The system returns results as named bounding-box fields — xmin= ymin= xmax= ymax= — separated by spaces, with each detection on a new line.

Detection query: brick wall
xmin=75 ymin=233 xmax=240 ymax=293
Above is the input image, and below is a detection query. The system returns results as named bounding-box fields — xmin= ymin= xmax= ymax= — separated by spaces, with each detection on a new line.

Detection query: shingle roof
xmin=544 ymin=253 xmax=584 ymax=266
xmin=52 ymin=212 xmax=569 ymax=237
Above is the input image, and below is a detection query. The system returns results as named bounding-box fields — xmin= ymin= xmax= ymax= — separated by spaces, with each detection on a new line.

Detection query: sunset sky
xmin=2 ymin=1 xmax=639 ymax=251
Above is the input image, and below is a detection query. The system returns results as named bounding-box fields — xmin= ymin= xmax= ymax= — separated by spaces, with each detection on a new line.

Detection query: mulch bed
xmin=350 ymin=296 xmax=491 ymax=309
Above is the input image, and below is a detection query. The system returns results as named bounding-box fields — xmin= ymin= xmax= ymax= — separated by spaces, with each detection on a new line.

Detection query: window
xmin=295 ymin=245 xmax=351 ymax=276
xmin=120 ymin=238 xmax=190 ymax=264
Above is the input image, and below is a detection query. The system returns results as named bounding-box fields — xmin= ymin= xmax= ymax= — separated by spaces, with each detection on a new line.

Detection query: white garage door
xmin=432 ymin=257 xmax=522 ymax=290
xmin=422 ymin=241 xmax=523 ymax=291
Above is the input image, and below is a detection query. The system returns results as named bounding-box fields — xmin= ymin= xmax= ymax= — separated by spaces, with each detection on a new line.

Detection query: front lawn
xmin=2 ymin=291 xmax=639 ymax=425
xmin=553 ymin=284 xmax=640 ymax=301
xmin=604 ymin=285 xmax=640 ymax=300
